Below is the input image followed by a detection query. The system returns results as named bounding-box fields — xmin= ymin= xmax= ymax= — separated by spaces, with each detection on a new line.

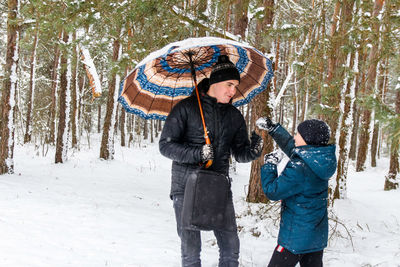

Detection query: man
xmin=159 ymin=55 xmax=263 ymax=267
xmin=256 ymin=117 xmax=337 ymax=267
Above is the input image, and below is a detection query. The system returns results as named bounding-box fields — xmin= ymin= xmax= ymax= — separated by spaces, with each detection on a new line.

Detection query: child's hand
xmin=256 ymin=117 xmax=277 ymax=132
xmin=264 ymin=150 xmax=283 ymax=165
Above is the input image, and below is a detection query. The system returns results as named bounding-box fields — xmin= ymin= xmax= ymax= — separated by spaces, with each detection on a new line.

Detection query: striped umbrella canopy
xmin=118 ymin=37 xmax=274 ymax=120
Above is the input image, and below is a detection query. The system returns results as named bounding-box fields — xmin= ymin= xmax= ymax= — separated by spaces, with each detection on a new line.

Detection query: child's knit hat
xmin=297 ymin=119 xmax=330 ymax=146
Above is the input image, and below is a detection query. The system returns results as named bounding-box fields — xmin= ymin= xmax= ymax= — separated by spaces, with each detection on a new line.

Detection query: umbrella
xmin=118 ymin=37 xmax=274 ymax=121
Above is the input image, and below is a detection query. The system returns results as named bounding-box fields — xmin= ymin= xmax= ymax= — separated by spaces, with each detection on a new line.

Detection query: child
xmin=256 ymin=117 xmax=337 ymax=267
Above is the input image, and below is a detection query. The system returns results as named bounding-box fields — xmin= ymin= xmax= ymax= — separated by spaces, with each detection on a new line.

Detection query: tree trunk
xmin=300 ymin=87 xmax=308 ymax=122
xmin=246 ymin=0 xmax=275 ymax=203
xmin=245 ymin=103 xmax=251 ymax=134
xmin=384 ymin=89 xmax=400 ymax=190
xmin=333 ymin=51 xmax=357 ymax=201
xmin=385 ymin=142 xmax=400 ymax=190
xmin=128 ymin=114 xmax=134 ymax=147
xmin=326 ymin=1 xmax=341 ymax=83
xmin=155 ymin=118 xmax=160 ymax=138
xmin=356 ymin=0 xmax=384 ymax=172
xmin=274 ymin=37 xmax=280 ymax=93
xmin=370 ymin=122 xmax=380 ymax=167
xmin=0 ymin=0 xmax=19 ymax=175
xmin=100 ymin=36 xmax=121 ymax=160
xmin=113 ymin=101 xmax=119 ymax=136
xmin=349 ymin=57 xmax=362 ymax=161
xmin=233 ymin=0 xmax=249 ymax=40
xmin=71 ymin=33 xmax=78 ymax=149
xmin=97 ymin=104 xmax=101 ymax=133
xmin=348 ymin=103 xmax=359 ymax=160
xmin=247 ymin=89 xmax=274 ymax=203
xmin=47 ymin=31 xmax=62 ymax=145
xmin=225 ymin=3 xmax=232 ymax=33
xmin=120 ymin=107 xmax=126 ymax=147
xmin=55 ymin=31 xmax=71 ymax=164
xmin=196 ymin=0 xmax=207 ymax=36
xmin=150 ymin=119 xmax=154 ymax=143
xmin=372 ymin=3 xmax=391 ymax=167
xmin=324 ymin=0 xmax=354 ymax=140
xmin=317 ymin=6 xmax=327 ymax=119
xmin=291 ymin=70 xmax=298 ymax=136
xmin=143 ymin=118 xmax=148 ymax=140
xmin=24 ymin=22 xmax=39 ymax=144
xmin=77 ymin=75 xmax=85 ymax=139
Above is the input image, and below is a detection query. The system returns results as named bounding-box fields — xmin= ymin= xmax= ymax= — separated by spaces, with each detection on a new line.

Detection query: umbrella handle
xmin=193 ymin=81 xmax=213 ymax=168
xmin=204 ymin=137 xmax=213 ymax=168
xmin=188 ymin=52 xmax=213 ymax=168
xmin=195 ymin=86 xmax=213 ymax=168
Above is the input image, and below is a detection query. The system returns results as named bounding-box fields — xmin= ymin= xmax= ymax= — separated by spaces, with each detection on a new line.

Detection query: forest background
xmin=0 ymin=0 xmax=400 ymax=209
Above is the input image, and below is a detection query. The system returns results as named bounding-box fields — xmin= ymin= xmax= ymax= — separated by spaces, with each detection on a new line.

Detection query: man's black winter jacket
xmin=159 ymin=79 xmax=260 ymax=198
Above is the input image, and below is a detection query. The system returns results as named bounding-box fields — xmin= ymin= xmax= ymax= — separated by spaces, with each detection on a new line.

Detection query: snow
xmin=281 ymin=24 xmax=297 ymax=30
xmin=135 ymin=36 xmax=253 ymax=69
xmin=0 ymin=138 xmax=399 ymax=266
xmin=80 ymin=45 xmax=102 ymax=96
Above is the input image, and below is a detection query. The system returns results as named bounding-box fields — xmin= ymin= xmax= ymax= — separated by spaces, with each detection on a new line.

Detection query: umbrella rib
xmin=140 ymin=58 xmax=190 ymax=77
xmin=220 ymin=49 xmax=272 ymax=88
xmin=223 ymin=50 xmax=268 ymax=71
xmin=129 ymin=66 xmax=163 ymax=107
xmin=236 ymin=84 xmax=247 ymax=100
xmin=198 ymin=68 xmax=208 ymax=80
xmin=169 ymin=69 xmax=189 ymax=113
xmin=197 ymin=46 xmax=216 ymax=64
xmin=129 ymin=60 xmax=183 ymax=116
xmin=234 ymin=64 xmax=273 ymax=105
xmin=146 ymin=67 xmax=188 ymax=117
xmin=184 ymin=48 xmax=211 ymax=81
xmin=192 ymin=47 xmax=210 ymax=64
xmin=240 ymin=66 xmax=269 ymax=86
xmin=147 ymin=67 xmax=186 ymax=115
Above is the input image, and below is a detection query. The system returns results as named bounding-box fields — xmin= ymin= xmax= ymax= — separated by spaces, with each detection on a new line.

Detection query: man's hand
xmin=250 ymin=131 xmax=264 ymax=156
xmin=201 ymin=144 xmax=214 ymax=162
xmin=264 ymin=150 xmax=283 ymax=165
xmin=256 ymin=117 xmax=277 ymax=132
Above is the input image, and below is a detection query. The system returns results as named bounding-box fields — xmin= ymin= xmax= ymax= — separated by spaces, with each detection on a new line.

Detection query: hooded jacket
xmin=159 ymin=78 xmax=259 ymax=198
xmin=261 ymin=124 xmax=337 ymax=254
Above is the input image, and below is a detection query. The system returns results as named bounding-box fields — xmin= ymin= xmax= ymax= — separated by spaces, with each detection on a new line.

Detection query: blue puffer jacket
xmin=261 ymin=124 xmax=337 ymax=254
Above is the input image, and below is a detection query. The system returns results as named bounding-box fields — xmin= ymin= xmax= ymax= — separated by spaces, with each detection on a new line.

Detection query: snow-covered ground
xmin=0 ymin=139 xmax=399 ymax=266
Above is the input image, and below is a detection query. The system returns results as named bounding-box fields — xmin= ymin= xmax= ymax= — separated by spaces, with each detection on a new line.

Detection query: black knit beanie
xmin=297 ymin=119 xmax=331 ymax=146
xmin=209 ymin=55 xmax=240 ymax=85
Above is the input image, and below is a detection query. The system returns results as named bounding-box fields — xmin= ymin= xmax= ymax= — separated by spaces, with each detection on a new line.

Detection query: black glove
xmin=250 ymin=131 xmax=263 ymax=156
xmin=264 ymin=150 xmax=283 ymax=165
xmin=200 ymin=144 xmax=214 ymax=162
xmin=256 ymin=117 xmax=276 ymax=132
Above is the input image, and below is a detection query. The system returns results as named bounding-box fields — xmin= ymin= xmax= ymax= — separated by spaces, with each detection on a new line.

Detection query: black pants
xmin=173 ymin=194 xmax=239 ymax=267
xmin=268 ymin=245 xmax=323 ymax=267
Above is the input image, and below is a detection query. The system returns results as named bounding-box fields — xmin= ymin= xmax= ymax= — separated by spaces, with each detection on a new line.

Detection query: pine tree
xmin=0 ymin=0 xmax=19 ymax=175
xmin=55 ymin=31 xmax=72 ymax=163
xmin=24 ymin=20 xmax=39 ymax=144
xmin=100 ymin=36 xmax=121 ymax=160
xmin=356 ymin=0 xmax=385 ymax=172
